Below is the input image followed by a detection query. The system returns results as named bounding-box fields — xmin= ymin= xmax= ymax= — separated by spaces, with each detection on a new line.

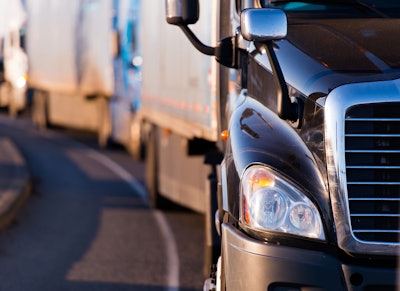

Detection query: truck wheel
xmin=97 ymin=95 xmax=111 ymax=148
xmin=127 ymin=113 xmax=145 ymax=161
xmin=8 ymin=90 xmax=18 ymax=118
xmin=8 ymin=86 xmax=19 ymax=118
xmin=32 ymin=90 xmax=48 ymax=129
xmin=0 ymin=82 xmax=18 ymax=117
xmin=146 ymin=126 xmax=170 ymax=209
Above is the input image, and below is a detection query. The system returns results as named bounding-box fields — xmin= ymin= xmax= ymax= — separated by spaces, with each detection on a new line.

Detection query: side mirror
xmin=241 ymin=9 xmax=299 ymax=122
xmin=240 ymin=9 xmax=287 ymax=42
xmin=165 ymin=0 xmax=199 ymax=26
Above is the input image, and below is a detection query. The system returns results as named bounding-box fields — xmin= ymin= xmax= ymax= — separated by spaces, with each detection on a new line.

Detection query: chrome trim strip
xmin=349 ymin=198 xmax=400 ymax=201
xmin=354 ymin=230 xmax=400 ymax=233
xmin=351 ymin=214 xmax=400 ymax=217
xmin=347 ymin=166 xmax=400 ymax=169
xmin=348 ymin=182 xmax=400 ymax=185
xmin=324 ymin=78 xmax=400 ymax=255
xmin=345 ymin=134 xmax=400 ymax=137
xmin=346 ymin=150 xmax=400 ymax=153
xmin=346 ymin=118 xmax=400 ymax=121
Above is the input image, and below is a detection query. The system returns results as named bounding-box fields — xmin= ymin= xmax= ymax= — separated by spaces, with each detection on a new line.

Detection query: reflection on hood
xmin=287 ymin=19 xmax=400 ymax=75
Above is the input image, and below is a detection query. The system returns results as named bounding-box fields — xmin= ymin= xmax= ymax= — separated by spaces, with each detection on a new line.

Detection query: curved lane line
xmin=12 ymin=118 xmax=181 ymax=290
xmin=87 ymin=151 xmax=147 ymax=200
xmin=154 ymin=211 xmax=180 ymax=290
xmin=86 ymin=151 xmax=180 ymax=291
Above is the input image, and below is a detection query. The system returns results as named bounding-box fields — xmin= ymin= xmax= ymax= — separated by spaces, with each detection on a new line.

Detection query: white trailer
xmin=25 ymin=0 xmax=141 ymax=147
xmin=139 ymin=0 xmax=218 ymax=208
xmin=137 ymin=0 xmax=220 ymax=275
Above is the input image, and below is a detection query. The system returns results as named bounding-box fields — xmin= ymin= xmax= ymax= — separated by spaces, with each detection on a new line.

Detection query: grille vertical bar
xmin=345 ymin=103 xmax=400 ymax=243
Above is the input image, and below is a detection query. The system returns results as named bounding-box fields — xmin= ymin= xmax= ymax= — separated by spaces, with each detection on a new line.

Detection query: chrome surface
xmin=165 ymin=0 xmax=182 ymax=19
xmin=240 ymin=8 xmax=287 ymax=42
xmin=325 ymin=78 xmax=400 ymax=256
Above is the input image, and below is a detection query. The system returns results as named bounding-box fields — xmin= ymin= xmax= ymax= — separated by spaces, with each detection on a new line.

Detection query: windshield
xmin=261 ymin=1 xmax=400 ymax=17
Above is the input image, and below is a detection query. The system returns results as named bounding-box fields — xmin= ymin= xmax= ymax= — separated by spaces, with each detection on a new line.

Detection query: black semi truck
xmin=166 ymin=0 xmax=400 ymax=290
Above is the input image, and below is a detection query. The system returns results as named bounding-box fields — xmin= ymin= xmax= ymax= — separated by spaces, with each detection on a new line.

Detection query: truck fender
xmin=222 ymin=93 xmax=333 ymax=238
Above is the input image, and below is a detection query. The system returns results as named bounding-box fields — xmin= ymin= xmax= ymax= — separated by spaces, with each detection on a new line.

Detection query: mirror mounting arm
xmin=263 ymin=41 xmax=299 ymax=122
xmin=216 ymin=36 xmax=238 ymax=69
xmin=179 ymin=25 xmax=215 ymax=56
xmin=180 ymin=25 xmax=238 ymax=69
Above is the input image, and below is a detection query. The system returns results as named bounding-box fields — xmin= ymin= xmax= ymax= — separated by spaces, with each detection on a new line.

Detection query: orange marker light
xmin=162 ymin=128 xmax=171 ymax=136
xmin=220 ymin=129 xmax=228 ymax=141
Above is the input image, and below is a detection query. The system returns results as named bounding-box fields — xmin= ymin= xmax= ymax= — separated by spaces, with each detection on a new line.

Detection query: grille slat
xmin=350 ymin=198 xmax=400 ymax=201
xmin=346 ymin=118 xmax=400 ymax=122
xmin=345 ymin=103 xmax=400 ymax=244
xmin=346 ymin=134 xmax=400 ymax=137
xmin=347 ymin=166 xmax=400 ymax=169
xmin=351 ymin=214 xmax=400 ymax=217
xmin=353 ymin=230 xmax=400 ymax=233
xmin=348 ymin=182 xmax=400 ymax=185
xmin=346 ymin=150 xmax=400 ymax=153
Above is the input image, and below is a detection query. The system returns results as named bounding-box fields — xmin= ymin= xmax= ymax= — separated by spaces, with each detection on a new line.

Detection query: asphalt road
xmin=0 ymin=114 xmax=205 ymax=291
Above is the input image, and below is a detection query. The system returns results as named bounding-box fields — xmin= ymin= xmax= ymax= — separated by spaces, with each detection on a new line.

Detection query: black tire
xmin=6 ymin=83 xmax=18 ymax=118
xmin=146 ymin=126 xmax=171 ymax=209
xmin=127 ymin=113 xmax=145 ymax=161
xmin=32 ymin=89 xmax=49 ymax=129
xmin=97 ymin=95 xmax=111 ymax=148
xmin=8 ymin=92 xmax=18 ymax=118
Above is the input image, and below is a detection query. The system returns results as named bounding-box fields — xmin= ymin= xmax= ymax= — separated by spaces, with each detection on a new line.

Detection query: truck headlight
xmin=240 ymin=165 xmax=325 ymax=240
xmin=16 ymin=74 xmax=28 ymax=89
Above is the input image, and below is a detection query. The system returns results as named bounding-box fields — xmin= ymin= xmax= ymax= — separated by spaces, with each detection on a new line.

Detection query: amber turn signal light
xmin=221 ymin=129 xmax=228 ymax=141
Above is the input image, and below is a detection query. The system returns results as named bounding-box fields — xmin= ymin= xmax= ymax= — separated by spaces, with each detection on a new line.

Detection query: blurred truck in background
xmin=25 ymin=0 xmax=141 ymax=147
xmin=0 ymin=0 xmax=29 ymax=117
xmin=135 ymin=0 xmax=221 ymax=274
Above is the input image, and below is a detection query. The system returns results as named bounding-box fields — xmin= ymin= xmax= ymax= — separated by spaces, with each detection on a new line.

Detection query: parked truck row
xmin=0 ymin=0 xmax=141 ymax=149
xmin=1 ymin=0 xmax=399 ymax=289
xmin=28 ymin=0 xmax=142 ymax=148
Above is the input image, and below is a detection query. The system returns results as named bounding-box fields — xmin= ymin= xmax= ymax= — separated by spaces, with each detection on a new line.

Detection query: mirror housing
xmin=165 ymin=0 xmax=199 ymax=25
xmin=240 ymin=8 xmax=287 ymax=42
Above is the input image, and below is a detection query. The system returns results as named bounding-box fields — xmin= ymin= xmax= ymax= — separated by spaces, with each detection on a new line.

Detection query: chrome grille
xmin=345 ymin=103 xmax=400 ymax=244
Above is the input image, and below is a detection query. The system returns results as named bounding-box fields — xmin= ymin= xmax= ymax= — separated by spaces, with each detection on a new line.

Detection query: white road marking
xmin=8 ymin=118 xmax=181 ymax=291
xmin=154 ymin=211 xmax=180 ymax=291
xmin=86 ymin=150 xmax=180 ymax=291
xmin=87 ymin=150 xmax=147 ymax=199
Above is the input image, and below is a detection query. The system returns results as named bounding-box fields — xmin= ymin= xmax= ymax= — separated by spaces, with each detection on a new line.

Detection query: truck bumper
xmin=221 ymin=223 xmax=398 ymax=291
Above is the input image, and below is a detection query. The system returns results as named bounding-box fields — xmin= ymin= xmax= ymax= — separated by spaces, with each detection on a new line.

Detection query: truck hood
xmin=276 ymin=18 xmax=400 ymax=95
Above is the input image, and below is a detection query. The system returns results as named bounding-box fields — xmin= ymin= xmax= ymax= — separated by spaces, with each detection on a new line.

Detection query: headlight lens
xmin=240 ymin=165 xmax=325 ymax=240
xmin=16 ymin=74 xmax=28 ymax=88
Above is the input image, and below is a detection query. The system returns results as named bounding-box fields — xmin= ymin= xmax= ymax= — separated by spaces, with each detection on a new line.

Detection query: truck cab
xmin=166 ymin=0 xmax=400 ymax=290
